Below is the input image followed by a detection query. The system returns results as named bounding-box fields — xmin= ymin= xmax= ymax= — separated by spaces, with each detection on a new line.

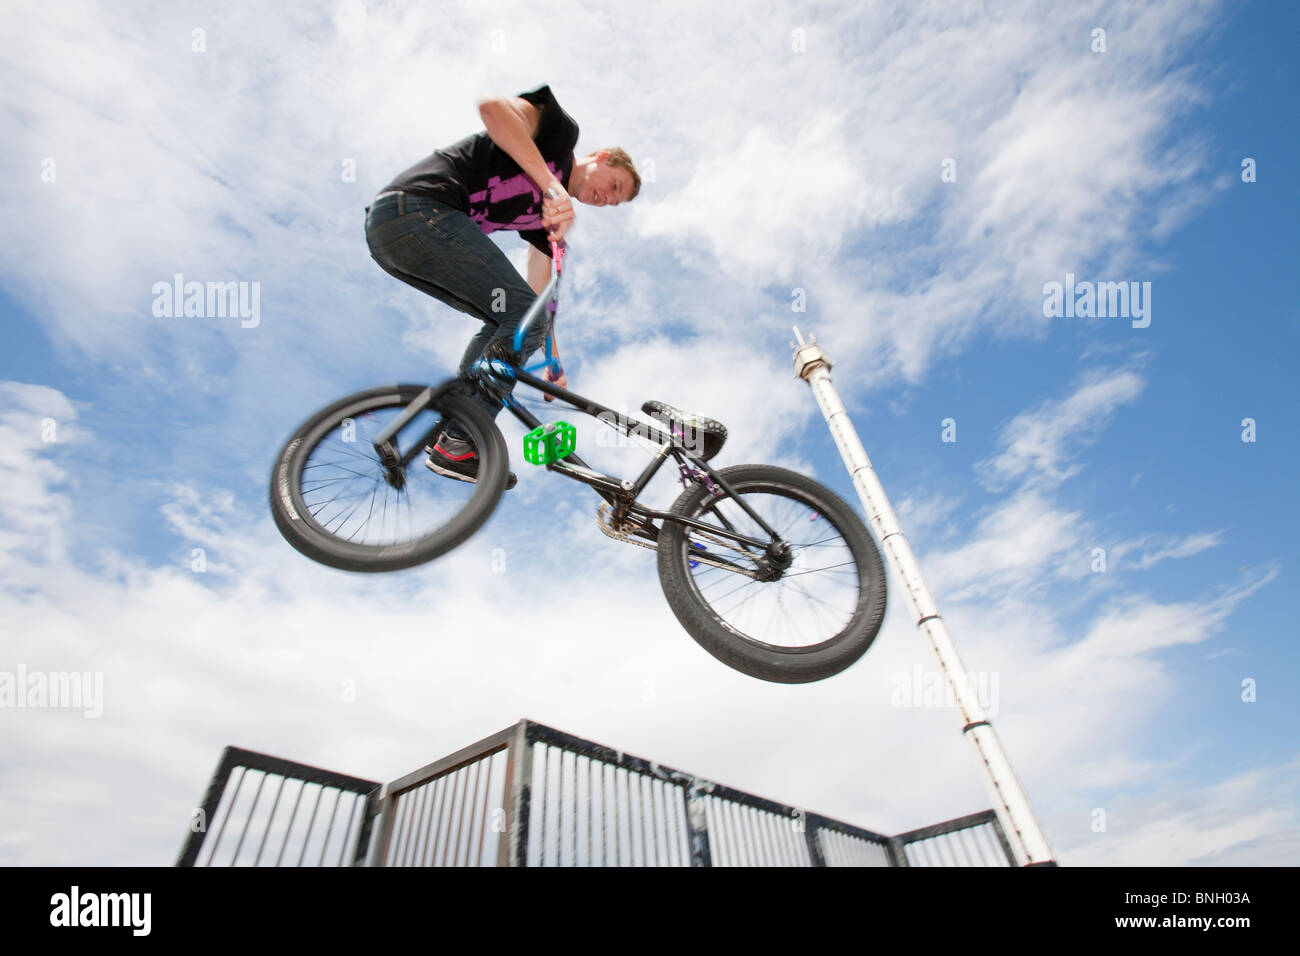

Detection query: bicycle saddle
xmin=641 ymin=401 xmax=728 ymax=461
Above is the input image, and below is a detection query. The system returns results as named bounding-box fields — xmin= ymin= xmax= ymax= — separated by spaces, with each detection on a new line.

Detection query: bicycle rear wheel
xmin=270 ymin=383 xmax=507 ymax=571
xmin=657 ymin=464 xmax=886 ymax=683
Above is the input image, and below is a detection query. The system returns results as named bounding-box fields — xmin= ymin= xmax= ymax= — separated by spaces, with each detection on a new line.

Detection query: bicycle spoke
xmin=784 ymin=576 xmax=853 ymax=625
xmin=780 ymin=560 xmax=860 ymax=578
xmin=684 ymin=487 xmax=861 ymax=650
xmin=295 ymin=400 xmax=483 ymax=549
xmin=788 ymin=532 xmax=846 ymax=548
xmin=347 ymin=486 xmax=381 ymax=542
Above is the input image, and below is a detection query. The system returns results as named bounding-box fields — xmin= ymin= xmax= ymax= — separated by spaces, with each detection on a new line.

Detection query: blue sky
xmin=1 ymin=0 xmax=1297 ymax=866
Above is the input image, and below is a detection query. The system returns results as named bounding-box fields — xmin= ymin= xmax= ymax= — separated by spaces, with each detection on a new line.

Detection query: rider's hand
xmin=543 ymin=362 xmax=566 ymax=402
xmin=541 ymin=182 xmax=575 ymax=243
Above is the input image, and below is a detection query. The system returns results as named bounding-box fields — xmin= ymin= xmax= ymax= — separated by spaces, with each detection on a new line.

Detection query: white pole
xmin=791 ymin=327 xmax=1056 ymax=866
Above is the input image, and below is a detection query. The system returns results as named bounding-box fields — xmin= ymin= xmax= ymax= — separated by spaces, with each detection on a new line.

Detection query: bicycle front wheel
xmin=657 ymin=464 xmax=887 ymax=683
xmin=270 ymin=384 xmax=507 ymax=572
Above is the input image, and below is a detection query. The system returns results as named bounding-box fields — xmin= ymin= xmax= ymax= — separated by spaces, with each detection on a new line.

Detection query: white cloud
xmin=2 ymin=377 xmax=1289 ymax=867
xmin=3 ymin=1 xmax=1291 ymax=870
xmin=0 ymin=382 xmax=80 ymax=575
xmin=1064 ymin=760 xmax=1300 ymax=867
xmin=637 ymin=115 xmax=871 ymax=283
xmin=895 ymin=490 xmax=965 ymax=542
xmin=1064 ymin=572 xmax=1273 ymax=664
xmin=979 ymin=368 xmax=1145 ymax=489
xmin=1111 ymin=530 xmax=1226 ymax=570
xmin=925 ymin=489 xmax=1086 ymax=601
xmin=0 ymin=0 xmax=1224 ymax=397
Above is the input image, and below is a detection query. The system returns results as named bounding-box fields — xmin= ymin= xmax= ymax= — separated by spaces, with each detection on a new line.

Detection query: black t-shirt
xmin=381 ymin=85 xmax=579 ymax=257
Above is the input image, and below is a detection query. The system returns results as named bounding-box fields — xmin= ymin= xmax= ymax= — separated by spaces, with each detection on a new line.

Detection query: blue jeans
xmin=364 ymin=191 xmax=547 ymax=425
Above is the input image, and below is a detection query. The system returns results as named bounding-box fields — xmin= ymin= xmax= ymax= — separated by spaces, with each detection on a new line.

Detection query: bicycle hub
xmin=754 ymin=541 xmax=793 ymax=581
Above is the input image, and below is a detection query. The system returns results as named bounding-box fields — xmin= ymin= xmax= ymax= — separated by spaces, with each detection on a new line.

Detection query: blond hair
xmin=600 ymin=147 xmax=641 ymax=200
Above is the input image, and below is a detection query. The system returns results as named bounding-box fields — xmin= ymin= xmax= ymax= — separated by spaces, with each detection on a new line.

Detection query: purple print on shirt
xmin=467 ymin=161 xmax=562 ymax=234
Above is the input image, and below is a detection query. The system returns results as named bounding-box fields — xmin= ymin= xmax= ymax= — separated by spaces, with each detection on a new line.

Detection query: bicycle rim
xmin=291 ymin=392 xmax=493 ymax=556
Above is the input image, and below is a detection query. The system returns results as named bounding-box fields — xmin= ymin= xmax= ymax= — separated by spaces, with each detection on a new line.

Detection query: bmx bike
xmin=270 ymin=242 xmax=886 ymax=683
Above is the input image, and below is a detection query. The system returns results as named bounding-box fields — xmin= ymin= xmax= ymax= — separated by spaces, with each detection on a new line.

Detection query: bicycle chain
xmin=596 ymin=502 xmax=656 ymax=552
xmin=596 ymin=503 xmax=758 ymax=579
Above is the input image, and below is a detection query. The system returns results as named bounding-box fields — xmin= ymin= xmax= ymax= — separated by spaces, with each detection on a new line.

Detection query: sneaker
xmin=425 ymin=435 xmax=517 ymax=489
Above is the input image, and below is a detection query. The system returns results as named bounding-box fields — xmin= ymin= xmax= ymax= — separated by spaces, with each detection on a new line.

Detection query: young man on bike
xmin=364 ymin=85 xmax=641 ymax=486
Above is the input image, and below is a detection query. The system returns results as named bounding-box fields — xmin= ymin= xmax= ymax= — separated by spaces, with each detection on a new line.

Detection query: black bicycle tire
xmin=657 ymin=464 xmax=887 ymax=683
xmin=269 ymin=383 xmax=507 ymax=572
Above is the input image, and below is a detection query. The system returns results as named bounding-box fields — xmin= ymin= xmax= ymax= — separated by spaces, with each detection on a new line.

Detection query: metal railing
xmin=176 ymin=746 xmax=382 ymax=867
xmin=180 ymin=720 xmax=1017 ymax=867
xmin=892 ymin=811 xmax=1015 ymax=867
xmin=367 ymin=725 xmax=514 ymax=866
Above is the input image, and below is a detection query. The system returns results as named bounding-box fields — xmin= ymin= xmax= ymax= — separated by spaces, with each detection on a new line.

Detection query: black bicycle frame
xmin=369 ymin=368 xmax=785 ymax=556
xmin=504 ymin=365 xmax=789 ymax=549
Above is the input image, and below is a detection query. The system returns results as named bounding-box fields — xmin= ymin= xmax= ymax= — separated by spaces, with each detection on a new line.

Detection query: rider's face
xmin=575 ymin=160 xmax=634 ymax=207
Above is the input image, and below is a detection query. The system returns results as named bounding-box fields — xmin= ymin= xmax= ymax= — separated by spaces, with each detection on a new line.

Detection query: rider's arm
xmin=478 ymin=95 xmax=562 ymax=193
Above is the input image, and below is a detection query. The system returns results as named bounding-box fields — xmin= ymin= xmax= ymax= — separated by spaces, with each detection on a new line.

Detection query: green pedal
xmin=522 ymin=421 xmax=577 ymax=465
